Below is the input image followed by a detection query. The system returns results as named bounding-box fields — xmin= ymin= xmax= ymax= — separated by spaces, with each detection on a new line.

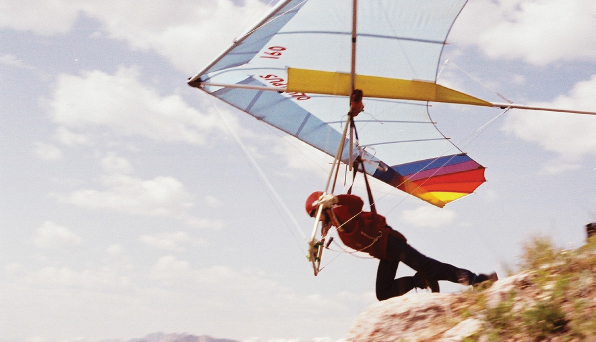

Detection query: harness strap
xmin=347 ymin=157 xmax=377 ymax=215
xmin=360 ymin=158 xmax=377 ymax=215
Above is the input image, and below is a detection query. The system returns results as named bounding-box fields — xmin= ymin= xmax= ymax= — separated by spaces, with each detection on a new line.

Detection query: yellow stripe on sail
xmin=287 ymin=68 xmax=492 ymax=107
xmin=416 ymin=191 xmax=469 ymax=207
xmin=398 ymin=178 xmax=471 ymax=208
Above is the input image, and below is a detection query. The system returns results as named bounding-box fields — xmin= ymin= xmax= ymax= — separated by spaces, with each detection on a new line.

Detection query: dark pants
xmin=375 ymin=234 xmax=476 ymax=301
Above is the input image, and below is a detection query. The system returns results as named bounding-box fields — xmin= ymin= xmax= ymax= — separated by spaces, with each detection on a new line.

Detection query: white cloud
xmin=452 ymin=0 xmax=596 ymax=65
xmin=101 ymin=152 xmax=133 ymax=174
xmin=1 ymin=0 xmax=272 ymax=71
xmin=140 ymin=231 xmax=205 ymax=251
xmin=151 ymin=255 xmax=194 ymax=284
xmin=185 ymin=218 xmax=226 ymax=230
xmin=0 ymin=1 xmax=80 ymax=35
xmin=33 ymin=266 xmax=132 ymax=291
xmin=49 ymin=66 xmax=223 ymax=144
xmin=53 ymin=127 xmax=91 ymax=146
xmin=33 ymin=142 xmax=63 ymax=160
xmin=4 ymin=257 xmax=365 ymax=340
xmin=0 ymin=53 xmax=34 ymax=69
xmin=87 ymin=0 xmax=272 ymax=71
xmin=106 ymin=244 xmax=123 ymax=257
xmin=150 ymin=256 xmax=285 ymax=294
xmin=272 ymin=135 xmax=333 ymax=174
xmin=502 ymin=75 xmax=596 ymax=162
xmin=35 ymin=221 xmax=83 ymax=248
xmin=204 ymin=195 xmax=223 ymax=208
xmin=480 ymin=189 xmax=498 ymax=202
xmin=146 ymin=256 xmax=365 ymax=336
xmin=4 ymin=262 xmax=23 ymax=275
xmin=55 ymin=174 xmax=195 ymax=219
xmin=85 ymin=0 xmax=272 ymax=71
xmin=540 ymin=160 xmax=581 ymax=175
xmin=401 ymin=206 xmax=457 ymax=228
xmin=53 ymin=172 xmax=226 ymax=227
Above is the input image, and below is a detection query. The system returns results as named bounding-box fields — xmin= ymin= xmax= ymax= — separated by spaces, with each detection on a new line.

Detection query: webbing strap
xmin=346 ymin=116 xmax=376 ymax=215
xmin=358 ymin=157 xmax=377 ymax=215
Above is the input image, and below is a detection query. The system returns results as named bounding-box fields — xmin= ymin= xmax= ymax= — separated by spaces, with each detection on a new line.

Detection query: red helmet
xmin=305 ymin=191 xmax=324 ymax=216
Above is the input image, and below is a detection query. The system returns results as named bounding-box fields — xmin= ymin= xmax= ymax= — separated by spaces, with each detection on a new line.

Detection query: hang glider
xmin=189 ymin=0 xmax=594 ymax=206
xmin=188 ymin=0 xmax=596 ymax=274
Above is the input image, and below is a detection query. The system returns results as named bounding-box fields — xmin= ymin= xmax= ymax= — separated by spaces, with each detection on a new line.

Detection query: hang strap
xmin=359 ymin=157 xmax=377 ymax=215
xmin=346 ymin=116 xmax=375 ymax=212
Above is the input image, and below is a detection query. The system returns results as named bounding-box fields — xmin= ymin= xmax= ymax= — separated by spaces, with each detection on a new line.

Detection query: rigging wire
xmin=260 ymin=123 xmax=333 ymax=176
xmin=443 ymin=59 xmax=513 ymax=104
xmin=457 ymin=107 xmax=511 ymax=150
xmin=206 ymin=96 xmax=308 ymax=256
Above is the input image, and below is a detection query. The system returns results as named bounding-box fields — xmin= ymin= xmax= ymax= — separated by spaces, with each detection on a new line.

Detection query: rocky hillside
xmin=346 ymin=236 xmax=596 ymax=341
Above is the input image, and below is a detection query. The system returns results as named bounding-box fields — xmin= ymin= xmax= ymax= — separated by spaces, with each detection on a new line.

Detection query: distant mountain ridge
xmin=106 ymin=333 xmax=239 ymax=342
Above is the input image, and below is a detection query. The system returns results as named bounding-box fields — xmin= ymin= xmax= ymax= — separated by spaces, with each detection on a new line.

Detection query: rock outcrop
xmin=346 ymin=237 xmax=596 ymax=341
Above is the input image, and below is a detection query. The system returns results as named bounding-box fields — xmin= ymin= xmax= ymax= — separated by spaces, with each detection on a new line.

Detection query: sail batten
xmin=276 ymin=31 xmax=446 ymax=44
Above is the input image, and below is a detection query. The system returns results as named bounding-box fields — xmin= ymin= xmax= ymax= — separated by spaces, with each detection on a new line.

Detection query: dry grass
xmin=453 ymin=236 xmax=596 ymax=341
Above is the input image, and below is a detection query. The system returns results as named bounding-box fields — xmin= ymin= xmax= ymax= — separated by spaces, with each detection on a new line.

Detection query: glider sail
xmin=189 ymin=0 xmax=487 ymax=208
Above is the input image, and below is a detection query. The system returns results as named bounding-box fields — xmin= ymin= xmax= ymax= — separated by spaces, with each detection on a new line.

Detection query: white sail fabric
xmin=191 ymin=0 xmax=486 ymax=207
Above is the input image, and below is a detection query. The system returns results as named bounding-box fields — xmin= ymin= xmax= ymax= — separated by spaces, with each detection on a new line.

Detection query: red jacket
xmin=330 ymin=194 xmax=405 ymax=259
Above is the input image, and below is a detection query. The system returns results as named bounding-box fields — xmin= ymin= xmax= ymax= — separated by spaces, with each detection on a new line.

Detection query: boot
xmin=413 ymin=272 xmax=440 ymax=293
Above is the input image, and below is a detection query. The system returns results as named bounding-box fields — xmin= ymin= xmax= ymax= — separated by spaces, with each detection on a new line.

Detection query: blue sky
xmin=1 ymin=0 xmax=595 ymax=341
